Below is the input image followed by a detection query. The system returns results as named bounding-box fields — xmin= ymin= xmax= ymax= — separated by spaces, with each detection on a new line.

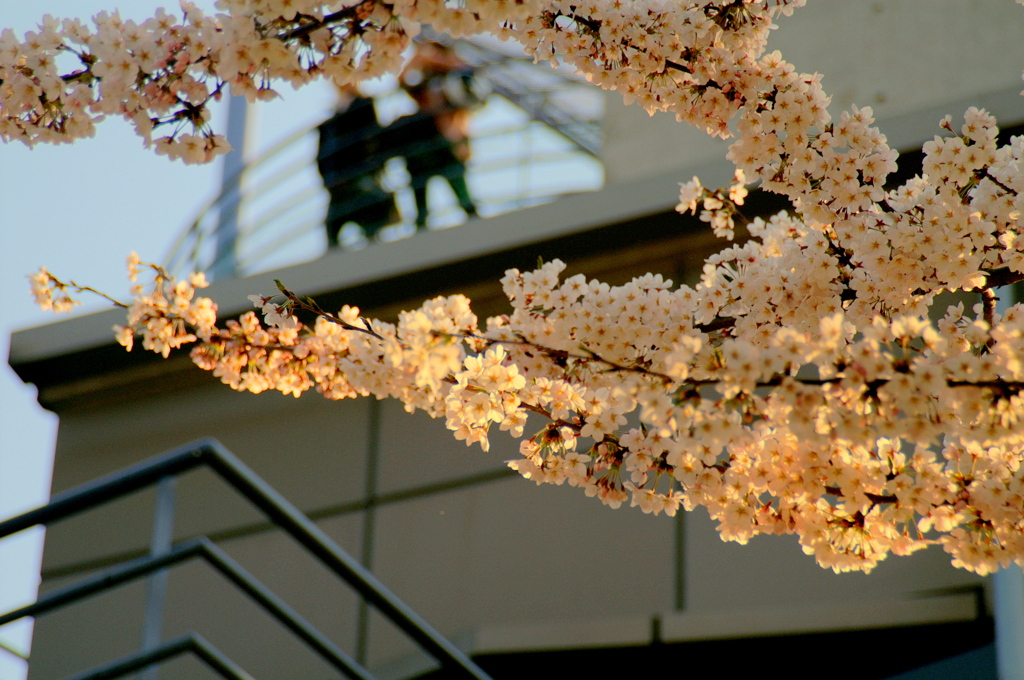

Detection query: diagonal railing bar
xmin=59 ymin=633 xmax=254 ymax=680
xmin=0 ymin=638 xmax=28 ymax=661
xmin=39 ymin=465 xmax=519 ymax=582
xmin=454 ymin=40 xmax=602 ymax=156
xmin=0 ymin=442 xmax=205 ymax=539
xmin=0 ymin=438 xmax=492 ymax=680
xmin=0 ymin=537 xmax=375 ymax=680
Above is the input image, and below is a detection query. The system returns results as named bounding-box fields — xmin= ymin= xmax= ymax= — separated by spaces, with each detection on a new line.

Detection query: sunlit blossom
xmin=18 ymin=0 xmax=1024 ymax=575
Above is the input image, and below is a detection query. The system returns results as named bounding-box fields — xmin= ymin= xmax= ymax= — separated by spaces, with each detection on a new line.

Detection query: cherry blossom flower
xmin=18 ymin=0 xmax=1024 ymax=575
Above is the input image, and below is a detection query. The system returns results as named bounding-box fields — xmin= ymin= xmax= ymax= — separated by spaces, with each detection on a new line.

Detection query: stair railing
xmin=0 ymin=438 xmax=492 ymax=680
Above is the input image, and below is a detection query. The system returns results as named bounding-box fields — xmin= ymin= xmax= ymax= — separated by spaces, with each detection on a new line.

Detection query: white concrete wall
xmin=601 ymin=0 xmax=1024 ymax=185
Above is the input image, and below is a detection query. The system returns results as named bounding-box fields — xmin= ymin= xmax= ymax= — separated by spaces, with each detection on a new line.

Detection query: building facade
xmin=7 ymin=2 xmax=1024 ymax=678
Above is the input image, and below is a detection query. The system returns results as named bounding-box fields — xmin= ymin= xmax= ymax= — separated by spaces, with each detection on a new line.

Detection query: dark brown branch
xmin=551 ymin=10 xmax=601 ymax=33
xmin=275 ymin=5 xmax=368 ymax=41
xmin=430 ymin=328 xmax=1024 ymax=396
xmin=275 ymin=280 xmax=385 ymax=340
xmin=696 ymin=316 xmax=736 ymax=333
xmin=983 ymin=266 xmax=1024 ymax=289
xmin=436 ymin=330 xmax=677 ymax=383
xmin=518 ymin=401 xmax=581 ymax=432
xmin=981 ymin=287 xmax=999 ymax=331
xmin=824 ymin=486 xmax=899 ymax=506
xmin=977 ymin=168 xmax=1019 ymax=197
xmin=665 ymin=59 xmax=691 ymax=74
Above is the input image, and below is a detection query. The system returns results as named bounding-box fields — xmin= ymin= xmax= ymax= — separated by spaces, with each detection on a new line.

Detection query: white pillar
xmin=995 ymin=565 xmax=1024 ymax=680
xmin=995 ymin=288 xmax=1024 ymax=680
xmin=211 ymin=94 xmax=250 ymax=281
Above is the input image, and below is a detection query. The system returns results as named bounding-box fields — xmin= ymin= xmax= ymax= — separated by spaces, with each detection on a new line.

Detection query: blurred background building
xmin=5 ymin=3 xmax=1024 ymax=678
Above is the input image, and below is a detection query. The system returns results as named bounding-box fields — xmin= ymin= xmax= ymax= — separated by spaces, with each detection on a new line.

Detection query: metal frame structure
xmin=0 ymin=438 xmax=493 ymax=680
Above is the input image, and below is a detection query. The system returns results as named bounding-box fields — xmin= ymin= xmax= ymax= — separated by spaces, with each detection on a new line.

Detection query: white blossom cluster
xmin=1 ymin=0 xmax=813 ymax=157
xmin=16 ymin=0 xmax=1024 ymax=573
xmin=29 ymin=267 xmax=81 ymax=313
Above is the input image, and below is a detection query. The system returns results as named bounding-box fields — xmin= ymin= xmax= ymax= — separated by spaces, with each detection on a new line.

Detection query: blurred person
xmin=316 ymin=86 xmax=396 ymax=246
xmin=390 ymin=43 xmax=482 ymax=228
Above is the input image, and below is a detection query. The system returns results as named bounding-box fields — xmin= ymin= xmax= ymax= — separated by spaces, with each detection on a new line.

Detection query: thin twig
xmin=977 ymin=168 xmax=1019 ymax=197
xmin=275 ymin=281 xmax=386 ymax=341
xmin=50 ymin=277 xmax=129 ymax=309
xmin=435 ymin=330 xmax=677 ymax=382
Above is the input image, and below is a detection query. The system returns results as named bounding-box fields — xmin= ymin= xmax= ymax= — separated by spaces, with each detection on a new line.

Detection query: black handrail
xmin=61 ymin=633 xmax=253 ymax=680
xmin=0 ymin=438 xmax=492 ymax=680
xmin=0 ymin=537 xmax=375 ymax=680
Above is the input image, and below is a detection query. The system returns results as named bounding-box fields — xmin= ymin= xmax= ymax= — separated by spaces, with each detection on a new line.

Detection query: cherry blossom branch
xmin=984 ymin=267 xmax=1024 ymax=289
xmin=429 ymin=326 xmax=1024 ymax=396
xmin=434 ymin=330 xmax=677 ymax=383
xmin=274 ymin=5 xmax=369 ymax=42
xmin=28 ymin=268 xmax=127 ymax=312
xmin=978 ymin=168 xmax=1019 ymax=197
xmin=272 ymin=279 xmax=385 ymax=340
xmin=15 ymin=0 xmax=1024 ymax=575
xmin=981 ymin=287 xmax=999 ymax=330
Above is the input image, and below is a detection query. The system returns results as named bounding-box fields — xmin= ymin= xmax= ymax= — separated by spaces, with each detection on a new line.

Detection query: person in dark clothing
xmin=316 ymin=93 xmax=395 ymax=246
xmin=316 ymin=45 xmax=483 ymax=245
xmin=395 ymin=45 xmax=480 ymax=229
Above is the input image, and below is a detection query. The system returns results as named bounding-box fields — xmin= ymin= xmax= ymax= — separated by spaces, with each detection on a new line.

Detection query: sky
xmin=0 ymin=3 xmax=339 ymax=677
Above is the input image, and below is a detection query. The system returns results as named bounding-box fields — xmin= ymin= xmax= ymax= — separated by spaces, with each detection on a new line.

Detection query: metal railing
xmin=0 ymin=438 xmax=492 ymax=680
xmin=163 ymin=40 xmax=604 ymax=280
